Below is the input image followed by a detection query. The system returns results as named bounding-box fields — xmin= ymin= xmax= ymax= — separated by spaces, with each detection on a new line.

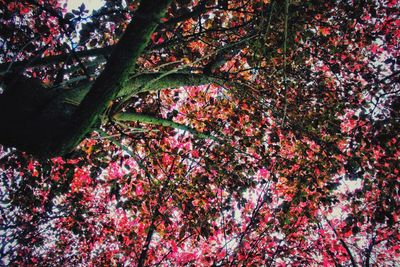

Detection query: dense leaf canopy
xmin=0 ymin=0 xmax=399 ymax=266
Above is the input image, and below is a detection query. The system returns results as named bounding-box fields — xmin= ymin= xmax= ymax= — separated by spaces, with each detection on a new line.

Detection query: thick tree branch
xmin=114 ymin=112 xmax=217 ymax=140
xmin=60 ymin=72 xmax=213 ymax=105
xmin=41 ymin=0 xmax=173 ymax=156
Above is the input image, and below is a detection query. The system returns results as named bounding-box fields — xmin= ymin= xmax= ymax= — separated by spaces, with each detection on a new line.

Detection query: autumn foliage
xmin=0 ymin=0 xmax=399 ymax=266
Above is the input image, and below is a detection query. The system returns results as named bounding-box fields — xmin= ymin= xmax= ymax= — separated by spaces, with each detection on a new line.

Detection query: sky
xmin=66 ymin=0 xmax=104 ymax=11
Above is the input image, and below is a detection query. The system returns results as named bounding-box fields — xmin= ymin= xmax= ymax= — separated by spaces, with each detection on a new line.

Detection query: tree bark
xmin=52 ymin=0 xmax=173 ymax=157
xmin=0 ymin=0 xmax=173 ymax=157
xmin=61 ymin=72 xmax=213 ymax=105
xmin=114 ymin=112 xmax=217 ymax=140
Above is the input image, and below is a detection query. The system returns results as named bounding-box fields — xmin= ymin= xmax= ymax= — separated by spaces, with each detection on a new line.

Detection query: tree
xmin=0 ymin=0 xmax=399 ymax=266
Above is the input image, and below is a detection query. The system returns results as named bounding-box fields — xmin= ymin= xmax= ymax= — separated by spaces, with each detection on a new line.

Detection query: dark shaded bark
xmin=0 ymin=72 xmax=63 ymax=155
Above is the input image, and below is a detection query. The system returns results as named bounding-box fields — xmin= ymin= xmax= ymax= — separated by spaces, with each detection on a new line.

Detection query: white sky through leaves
xmin=66 ymin=0 xmax=104 ymax=12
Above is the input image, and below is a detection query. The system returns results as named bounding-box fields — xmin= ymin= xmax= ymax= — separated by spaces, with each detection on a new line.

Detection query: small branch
xmin=0 ymin=46 xmax=113 ymax=74
xmin=162 ymin=0 xmax=209 ymax=27
xmin=137 ymin=224 xmax=156 ymax=267
xmin=325 ymin=217 xmax=358 ymax=267
xmin=365 ymin=236 xmax=376 ymax=267
xmin=281 ymin=0 xmax=289 ymax=126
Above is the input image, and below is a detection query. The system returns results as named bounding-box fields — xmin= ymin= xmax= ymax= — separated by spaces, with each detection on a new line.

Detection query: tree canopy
xmin=0 ymin=0 xmax=399 ymax=266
